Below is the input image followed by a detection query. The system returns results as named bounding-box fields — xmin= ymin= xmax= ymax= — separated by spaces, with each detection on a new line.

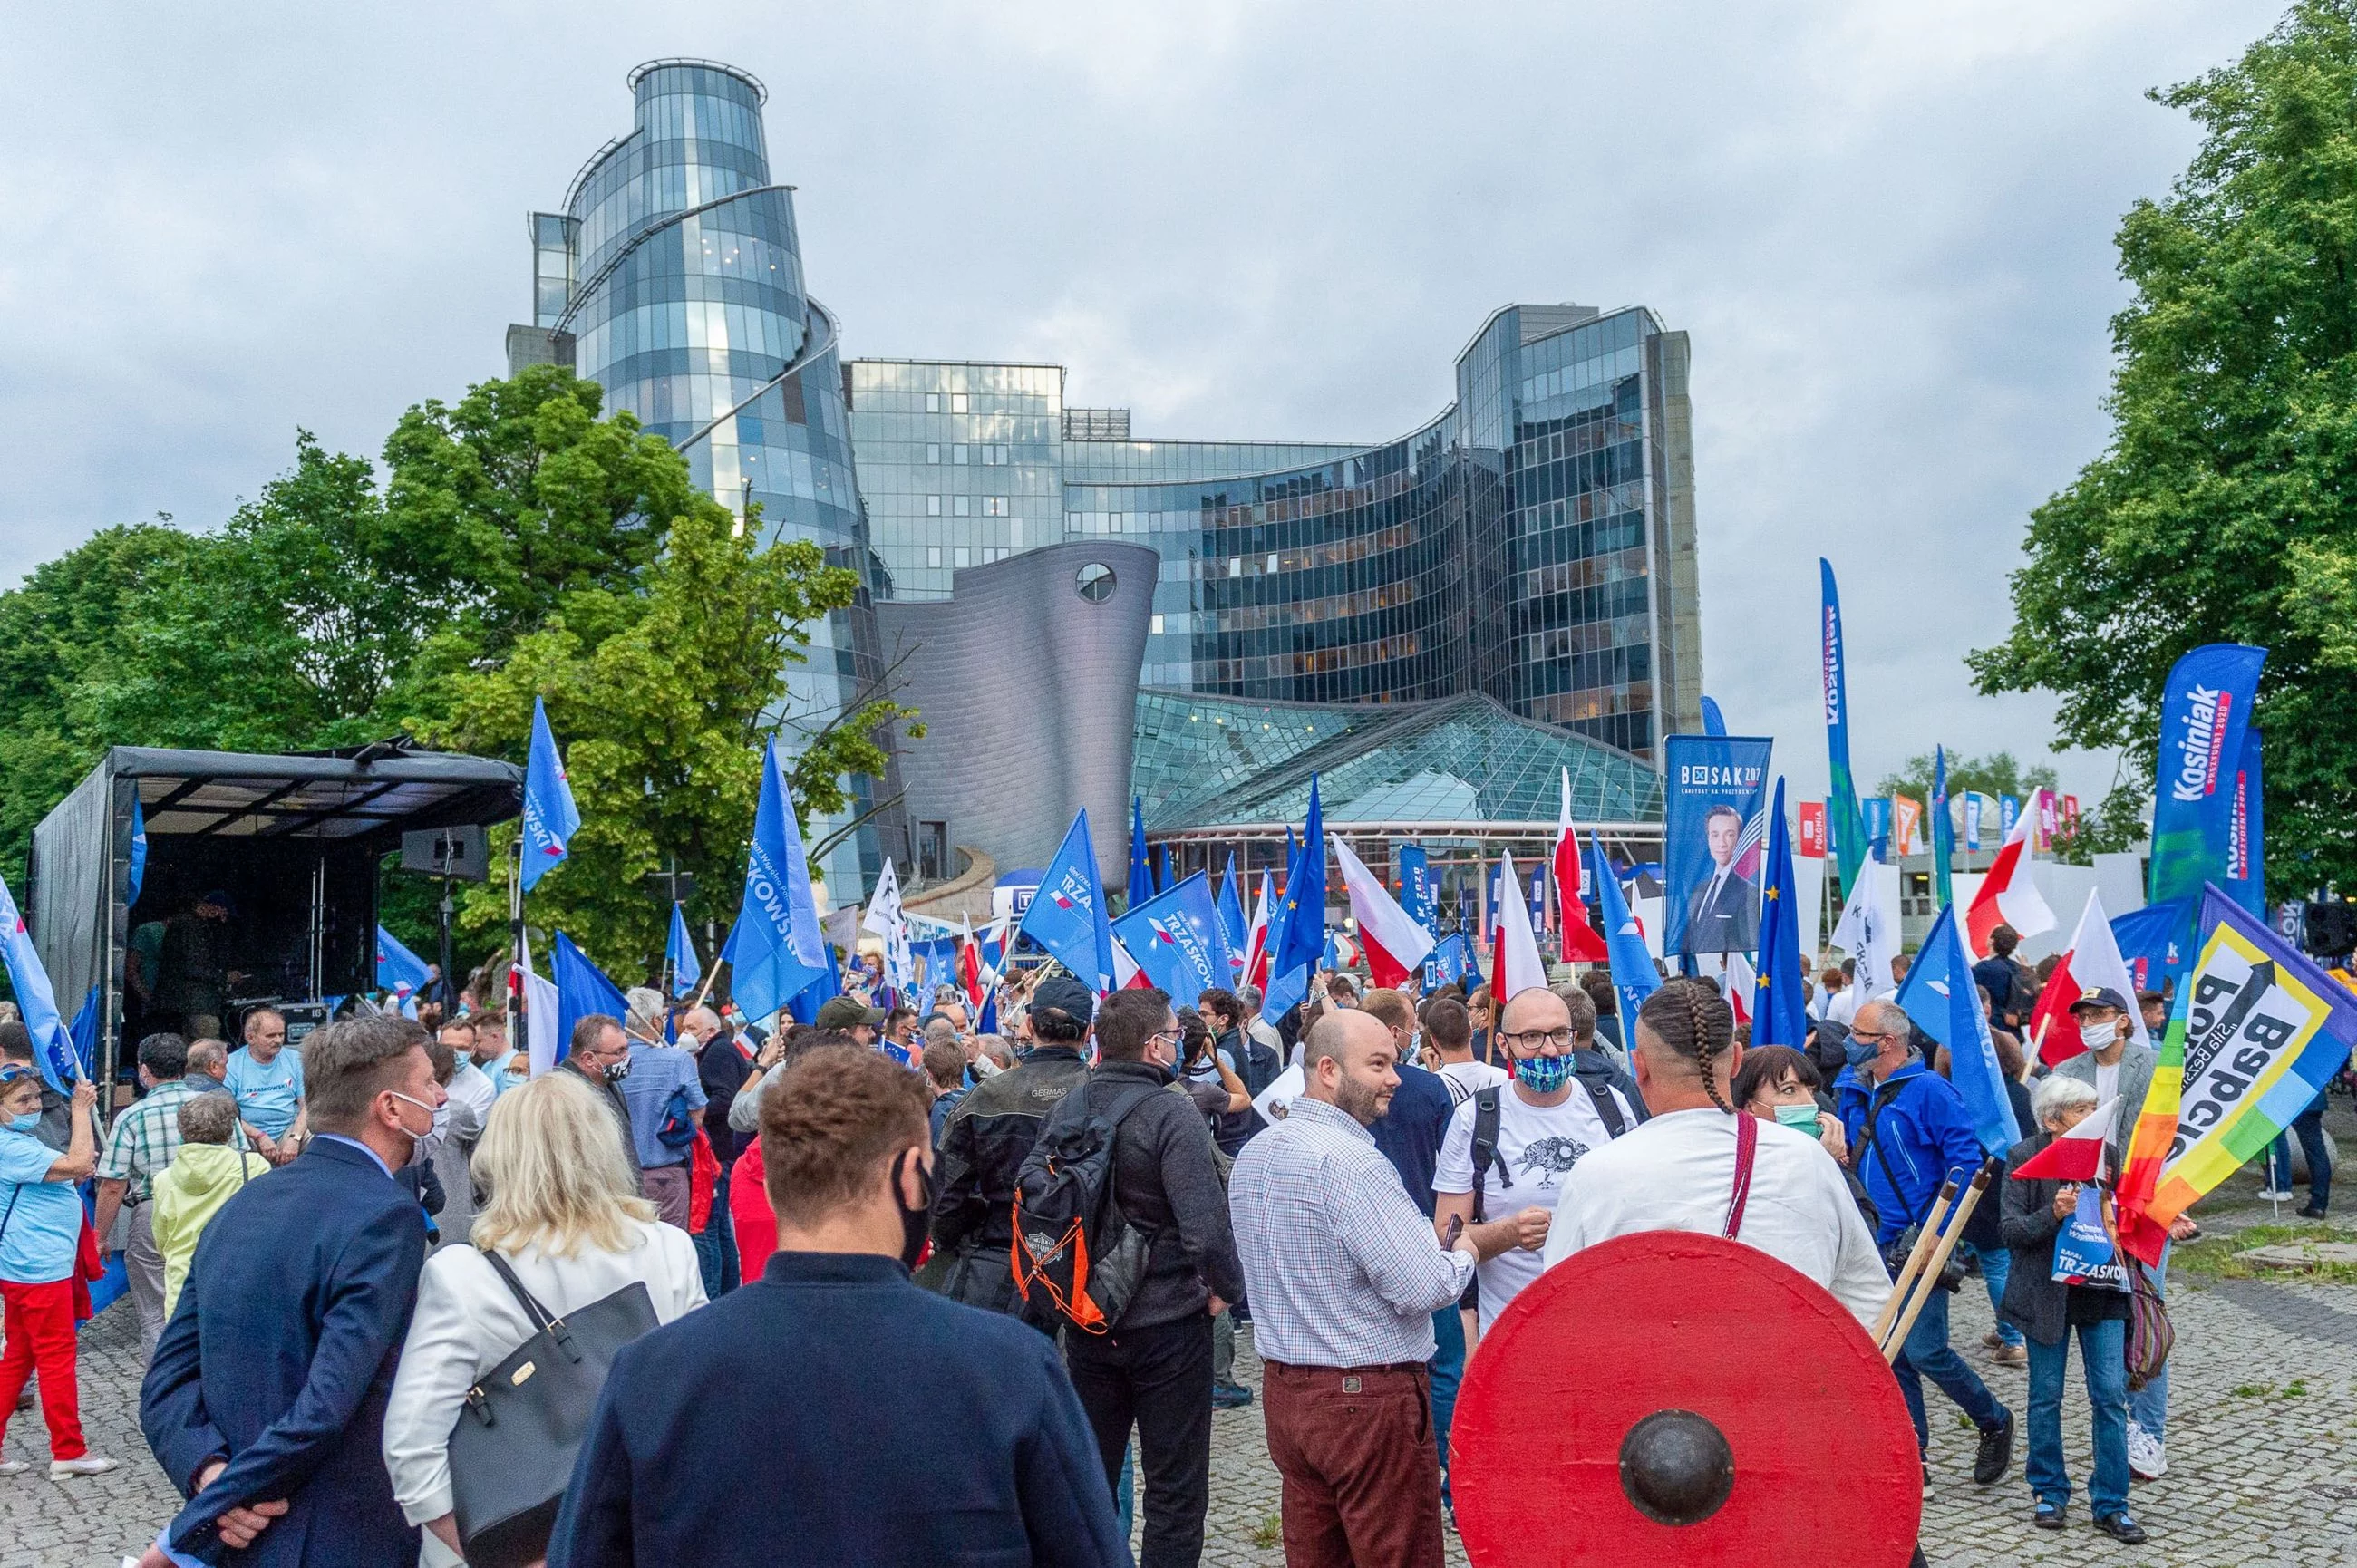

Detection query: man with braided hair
xmin=1538 ymin=977 xmax=1889 ymax=1327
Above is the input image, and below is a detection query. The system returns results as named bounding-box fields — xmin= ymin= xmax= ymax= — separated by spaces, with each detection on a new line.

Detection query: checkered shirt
xmin=96 ymin=1077 xmax=235 ymax=1202
xmin=1228 ymin=1095 xmax=1476 ymax=1369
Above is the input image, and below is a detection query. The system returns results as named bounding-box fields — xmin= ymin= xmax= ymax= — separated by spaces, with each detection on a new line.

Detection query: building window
xmin=1076 ymin=563 xmax=1118 ymax=602
xmin=917 ymin=821 xmax=948 ymax=882
xmin=951 ymin=392 xmax=969 ymax=414
xmin=926 ymin=547 xmax=943 ymax=567
xmin=953 ymin=444 xmax=969 ymax=465
xmin=983 ymin=497 xmax=1009 ymax=517
xmin=926 ymin=392 xmax=942 ymax=413
xmin=954 ymin=496 xmax=971 ymax=517
xmin=926 ymin=495 xmax=942 ymax=516
xmin=1150 ymin=614 xmax=1165 ymax=634
xmin=926 ymin=443 xmax=941 ymax=463
xmin=1010 ymin=518 xmax=1023 ymax=545
xmin=955 ymin=547 xmax=973 ymax=567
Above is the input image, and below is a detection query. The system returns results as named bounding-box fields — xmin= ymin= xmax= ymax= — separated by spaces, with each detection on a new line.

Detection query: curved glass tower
xmin=522 ymin=60 xmax=895 ymax=895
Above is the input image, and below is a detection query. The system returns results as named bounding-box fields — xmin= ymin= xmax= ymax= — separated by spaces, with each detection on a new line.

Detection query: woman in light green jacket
xmin=151 ymin=1092 xmax=271 ymax=1319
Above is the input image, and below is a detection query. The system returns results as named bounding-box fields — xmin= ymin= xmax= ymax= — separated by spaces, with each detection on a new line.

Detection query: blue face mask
xmin=6 ymin=1112 xmax=39 ymax=1135
xmin=1843 ymin=1032 xmax=1881 ymax=1070
xmin=1511 ymin=1053 xmax=1575 ymax=1094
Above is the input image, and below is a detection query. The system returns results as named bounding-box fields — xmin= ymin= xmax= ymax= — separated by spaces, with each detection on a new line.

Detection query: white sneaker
xmin=0 ymin=1458 xmax=27 ymax=1476
xmin=48 ymin=1455 xmax=118 ymax=1478
xmin=2257 ymin=1186 xmax=2294 ymax=1200
xmin=2125 ymin=1423 xmax=2166 ymax=1480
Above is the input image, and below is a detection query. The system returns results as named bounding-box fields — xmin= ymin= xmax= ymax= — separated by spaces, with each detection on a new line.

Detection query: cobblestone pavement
xmin=11 ymin=1256 xmax=2357 ymax=1565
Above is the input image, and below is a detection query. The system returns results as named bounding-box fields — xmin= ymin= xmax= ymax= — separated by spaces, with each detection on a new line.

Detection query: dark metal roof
xmin=106 ymin=742 xmax=522 ymax=842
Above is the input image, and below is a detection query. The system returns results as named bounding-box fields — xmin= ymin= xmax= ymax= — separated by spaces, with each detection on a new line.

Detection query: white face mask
xmin=2080 ymin=1021 xmax=2117 ymax=1051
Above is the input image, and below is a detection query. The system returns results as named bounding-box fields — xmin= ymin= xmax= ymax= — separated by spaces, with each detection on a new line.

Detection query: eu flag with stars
xmin=1751 ymin=778 xmax=1808 ymax=1047
xmin=1269 ymin=779 xmax=1325 ymax=982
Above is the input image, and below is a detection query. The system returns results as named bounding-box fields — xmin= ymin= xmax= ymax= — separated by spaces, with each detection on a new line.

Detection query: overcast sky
xmin=0 ymin=1 xmax=2287 ymax=807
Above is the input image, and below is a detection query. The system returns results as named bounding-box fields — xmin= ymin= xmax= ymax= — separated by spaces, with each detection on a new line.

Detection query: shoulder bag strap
xmin=479 ymin=1247 xmax=561 ymax=1338
xmin=0 ymin=1185 xmax=21 ymax=1250
xmin=1859 ymin=1081 xmax=1930 ymax=1228
xmin=1469 ymin=1088 xmax=1508 ymax=1223
xmin=1723 ymin=1112 xmax=1759 ymax=1239
xmin=1577 ymin=1075 xmax=1627 ymax=1139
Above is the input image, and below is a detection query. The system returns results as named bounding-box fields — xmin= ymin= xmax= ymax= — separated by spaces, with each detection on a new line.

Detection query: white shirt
xmin=2094 ymin=1060 xmax=2120 ymax=1110
xmin=1433 ymin=1079 xmax=1635 ymax=1329
xmin=1825 ymin=988 xmax=1860 ymax=1027
xmin=383 ymin=1218 xmax=706 ymax=1565
xmin=1434 ymin=1060 xmax=1510 ymax=1104
xmin=443 ymin=1060 xmax=497 ymax=1142
xmin=1229 ymin=1097 xmax=1476 ymax=1367
xmin=1538 ymin=1108 xmax=1891 ymax=1329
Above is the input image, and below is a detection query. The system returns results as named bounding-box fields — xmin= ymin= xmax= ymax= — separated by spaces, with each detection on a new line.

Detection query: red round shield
xmin=1450 ymin=1232 xmax=1919 ymax=1567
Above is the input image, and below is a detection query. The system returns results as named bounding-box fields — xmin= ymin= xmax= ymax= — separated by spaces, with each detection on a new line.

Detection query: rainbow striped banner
xmin=2117 ymin=886 xmax=2357 ymax=1263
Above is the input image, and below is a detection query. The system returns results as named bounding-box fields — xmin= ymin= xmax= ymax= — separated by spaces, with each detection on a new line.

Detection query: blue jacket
xmin=547 ymin=1249 xmax=1129 ymax=1568
xmin=1369 ymin=1060 xmax=1455 ymax=1216
xmin=140 ymin=1137 xmax=427 ymax=1565
xmin=1835 ymin=1060 xmax=1990 ymax=1246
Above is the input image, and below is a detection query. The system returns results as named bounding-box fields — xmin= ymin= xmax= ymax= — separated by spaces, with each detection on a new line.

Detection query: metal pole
xmin=506 ymin=840 xmax=524 ymax=1050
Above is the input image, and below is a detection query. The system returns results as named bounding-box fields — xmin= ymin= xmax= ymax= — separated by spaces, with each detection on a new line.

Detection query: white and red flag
xmin=2009 ymin=1097 xmax=2119 ymax=1183
xmin=2024 ymin=892 xmax=2150 ymax=1066
xmin=1553 ymin=769 xmax=1608 ymax=960
xmin=1965 ymin=792 xmax=2056 ymax=958
xmin=1333 ymin=837 xmax=1433 ymax=988
xmin=956 ymin=915 xmax=985 ymax=1010
xmin=1489 ymin=852 xmax=1550 ymax=1003
xmin=1243 ymin=870 xmax=1274 ymax=991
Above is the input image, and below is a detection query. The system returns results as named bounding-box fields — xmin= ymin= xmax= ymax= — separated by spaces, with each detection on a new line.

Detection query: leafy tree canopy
xmin=1872 ymin=750 xmax=2060 ymax=805
xmin=1967 ymin=0 xmax=2357 ymax=893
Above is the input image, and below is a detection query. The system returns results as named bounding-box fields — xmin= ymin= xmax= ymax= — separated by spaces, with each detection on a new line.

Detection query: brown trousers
xmin=1262 ymin=1360 xmax=1441 ymax=1568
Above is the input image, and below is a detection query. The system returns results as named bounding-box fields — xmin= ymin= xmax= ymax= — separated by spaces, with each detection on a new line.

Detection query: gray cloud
xmin=0 ymin=0 xmax=2286 ymax=806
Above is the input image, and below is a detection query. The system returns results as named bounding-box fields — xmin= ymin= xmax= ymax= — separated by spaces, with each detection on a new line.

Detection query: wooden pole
xmin=1881 ymin=1166 xmax=1994 ymax=1362
xmin=1869 ymin=1180 xmax=1956 ymax=1347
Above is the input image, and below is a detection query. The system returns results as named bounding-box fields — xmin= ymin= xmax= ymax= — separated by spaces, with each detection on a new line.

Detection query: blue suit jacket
xmin=547 ymin=1250 xmax=1128 ymax=1568
xmin=141 ymin=1137 xmax=427 ymax=1566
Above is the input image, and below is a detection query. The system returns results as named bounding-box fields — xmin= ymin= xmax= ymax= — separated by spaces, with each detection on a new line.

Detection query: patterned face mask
xmin=1512 ymin=1052 xmax=1575 ymax=1094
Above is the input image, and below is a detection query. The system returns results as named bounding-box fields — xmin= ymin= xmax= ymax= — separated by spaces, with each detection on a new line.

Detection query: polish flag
xmin=1965 ymin=792 xmax=2055 ymax=958
xmin=1334 ymin=837 xmax=1432 ymax=988
xmin=1553 ymin=769 xmax=1607 ymax=961
xmin=1489 ymin=853 xmax=1550 ymax=1003
xmin=1243 ymin=871 xmax=1274 ymax=991
xmin=957 ymin=915 xmax=985 ymax=1010
xmin=1111 ymin=936 xmax=1152 ymax=992
xmin=1722 ymin=951 xmax=1756 ymax=1027
xmin=2025 ymin=891 xmax=2149 ymax=1066
xmin=2009 ymin=1097 xmax=2119 ymax=1183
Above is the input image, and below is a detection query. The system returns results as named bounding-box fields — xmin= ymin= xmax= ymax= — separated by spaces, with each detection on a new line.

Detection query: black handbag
xmin=446 ymin=1249 xmax=659 ymax=1568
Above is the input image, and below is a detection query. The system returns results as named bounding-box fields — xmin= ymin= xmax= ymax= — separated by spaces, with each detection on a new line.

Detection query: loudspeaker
xmin=2303 ymin=901 xmax=2357 ymax=959
xmin=400 ymin=826 xmax=490 ymax=883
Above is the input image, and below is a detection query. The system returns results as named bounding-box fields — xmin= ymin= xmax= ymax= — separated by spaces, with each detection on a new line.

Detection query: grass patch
xmin=2170 ymin=1221 xmax=2357 ymax=1284
xmin=2284 ymin=1379 xmax=2309 ymax=1399
xmin=2234 ymin=1382 xmax=2275 ymax=1398
xmin=1251 ymin=1514 xmax=1282 ymax=1549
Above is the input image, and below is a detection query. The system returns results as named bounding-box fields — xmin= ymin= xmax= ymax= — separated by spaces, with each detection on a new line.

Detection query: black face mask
xmin=895 ymin=1148 xmax=936 ymax=1269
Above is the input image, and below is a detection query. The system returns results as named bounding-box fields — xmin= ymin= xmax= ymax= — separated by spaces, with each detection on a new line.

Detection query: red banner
xmin=1797 ymin=801 xmax=1827 ymax=859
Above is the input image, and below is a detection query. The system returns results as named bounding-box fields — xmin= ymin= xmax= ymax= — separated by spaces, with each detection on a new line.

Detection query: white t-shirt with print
xmin=1435 ymin=1060 xmax=1510 ymax=1104
xmin=1434 ymin=1080 xmax=1636 ymax=1328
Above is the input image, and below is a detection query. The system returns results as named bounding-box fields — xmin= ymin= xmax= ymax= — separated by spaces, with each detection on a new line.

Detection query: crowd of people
xmin=0 ymin=914 xmax=2325 ymax=1564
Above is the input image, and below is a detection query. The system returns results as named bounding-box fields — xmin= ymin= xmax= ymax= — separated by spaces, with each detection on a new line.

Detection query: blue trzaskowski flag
xmin=1751 ymin=778 xmax=1808 ymax=1048
xmin=1216 ymin=854 xmax=1248 ymax=982
xmin=721 ymin=736 xmax=831 ymax=1024
xmin=1020 ymin=808 xmax=1115 ymax=991
xmin=666 ymin=903 xmax=700 ymax=1001
xmin=1128 ymin=797 xmax=1154 ymax=911
xmin=1896 ymin=905 xmax=2022 ymax=1157
xmin=1112 ymin=872 xmax=1227 ymax=1003
xmin=375 ymin=924 xmax=433 ymax=1002
xmin=551 ymin=932 xmax=631 ymax=1064
xmin=521 ymin=696 xmax=582 ymax=892
xmin=1587 ymin=834 xmax=1661 ymax=1030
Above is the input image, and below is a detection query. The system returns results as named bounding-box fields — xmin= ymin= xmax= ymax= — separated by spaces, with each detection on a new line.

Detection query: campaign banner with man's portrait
xmin=1663 ymin=735 xmax=1773 ymax=956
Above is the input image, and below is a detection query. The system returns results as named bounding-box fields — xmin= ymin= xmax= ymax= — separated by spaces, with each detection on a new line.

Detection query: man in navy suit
xmin=139 ymin=1015 xmax=444 ymax=1567
xmin=548 ymin=1042 xmax=1125 ymax=1567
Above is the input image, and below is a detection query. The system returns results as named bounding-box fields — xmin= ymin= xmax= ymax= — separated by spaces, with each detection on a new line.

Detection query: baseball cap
xmin=1028 ymin=976 xmax=1096 ymax=1028
xmin=2068 ymin=985 xmax=2130 ymax=1015
xmin=815 ymin=996 xmax=886 ymax=1031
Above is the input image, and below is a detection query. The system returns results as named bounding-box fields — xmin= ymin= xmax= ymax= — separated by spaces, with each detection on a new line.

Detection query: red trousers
xmin=1262 ymin=1360 xmax=1441 ymax=1568
xmin=0 ymin=1278 xmax=85 ymax=1461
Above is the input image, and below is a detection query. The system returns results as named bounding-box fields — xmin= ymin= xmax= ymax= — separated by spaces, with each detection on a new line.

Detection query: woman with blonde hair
xmin=384 ymin=1070 xmax=706 ymax=1565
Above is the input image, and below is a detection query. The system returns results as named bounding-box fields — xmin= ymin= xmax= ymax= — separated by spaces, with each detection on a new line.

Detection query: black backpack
xmin=1011 ymin=1079 xmax=1164 ymax=1334
xmin=1467 ymin=1078 xmax=1628 ymax=1222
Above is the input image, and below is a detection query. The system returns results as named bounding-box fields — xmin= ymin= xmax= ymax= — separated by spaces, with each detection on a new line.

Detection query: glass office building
xmin=515 ymin=60 xmax=896 ymax=895
xmin=849 ymin=303 xmax=1701 ymax=763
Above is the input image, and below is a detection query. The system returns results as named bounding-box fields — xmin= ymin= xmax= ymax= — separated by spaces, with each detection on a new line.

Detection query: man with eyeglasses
xmin=560 ymin=1015 xmax=642 ymax=1185
xmin=1432 ymin=988 xmax=1638 ymax=1334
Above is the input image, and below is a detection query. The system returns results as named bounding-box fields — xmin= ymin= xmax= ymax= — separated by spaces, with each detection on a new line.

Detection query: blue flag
xmin=1216 ymin=855 xmax=1248 ymax=982
xmin=1820 ymin=559 xmax=1868 ymax=890
xmin=1263 ymin=960 xmax=1311 ymax=1021
xmin=1423 ymin=932 xmax=1475 ymax=990
xmin=1397 ymin=846 xmax=1434 ymax=933
xmin=1155 ymin=844 xmax=1173 ymax=897
xmin=1128 ymin=798 xmax=1154 ymax=911
xmin=2111 ymin=900 xmax=2190 ymax=996
xmin=1751 ymin=779 xmax=1807 ymax=1047
xmin=1020 ymin=809 xmax=1115 ymax=991
xmin=1700 ymin=695 xmax=1727 ymax=737
xmin=66 ymin=985 xmax=101 ymax=1081
xmin=1929 ymin=746 xmax=1954 ymax=910
xmin=0 ymin=872 xmax=77 ymax=1091
xmin=786 ymin=943 xmax=844 ymax=1026
xmin=2227 ymin=727 xmax=2263 ymax=920
xmin=521 ymin=696 xmax=582 ymax=892
xmin=1270 ymin=779 xmax=1326 ymax=982
xmin=375 ymin=924 xmax=433 ymax=1001
xmin=1895 ymin=905 xmax=2021 ymax=1157
xmin=128 ymin=797 xmax=148 ymax=908
xmin=551 ymin=932 xmax=631 ymax=1063
xmin=720 ymin=736 xmax=830 ymax=1024
xmin=1588 ymin=834 xmax=1661 ymax=1029
xmin=666 ymin=903 xmax=700 ymax=1000
xmin=2148 ymin=644 xmax=2265 ymax=910
xmin=1113 ymin=872 xmax=1227 ymax=1003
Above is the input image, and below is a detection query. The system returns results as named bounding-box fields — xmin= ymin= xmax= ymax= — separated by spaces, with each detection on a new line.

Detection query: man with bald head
xmin=1837 ymin=996 xmax=2015 ymax=1490
xmin=1231 ymin=1011 xmax=1537 ymax=1568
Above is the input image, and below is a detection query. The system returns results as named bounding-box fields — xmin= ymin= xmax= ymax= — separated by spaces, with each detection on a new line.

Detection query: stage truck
xmin=26 ymin=740 xmax=521 ymax=1115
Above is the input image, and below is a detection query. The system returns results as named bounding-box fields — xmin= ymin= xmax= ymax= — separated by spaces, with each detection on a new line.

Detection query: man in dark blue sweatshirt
xmin=547 ymin=1044 xmax=1127 ymax=1568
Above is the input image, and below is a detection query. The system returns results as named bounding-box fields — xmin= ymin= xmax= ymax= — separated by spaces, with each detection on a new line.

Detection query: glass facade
xmin=527 ymin=60 xmax=895 ymax=895
xmin=848 ymin=303 xmax=1701 ymax=764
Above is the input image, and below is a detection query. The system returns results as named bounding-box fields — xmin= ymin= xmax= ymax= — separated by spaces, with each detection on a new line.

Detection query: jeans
xmin=1066 ymin=1313 xmax=1215 ymax=1568
xmin=693 ymin=1162 xmax=740 ymax=1300
xmin=1968 ymin=1242 xmax=2021 ymax=1347
xmin=2267 ymin=1097 xmax=2333 ymax=1212
xmin=2129 ymin=1247 xmax=2168 ymax=1442
xmin=1894 ymin=1281 xmax=2008 ymax=1452
xmin=2026 ymin=1317 xmax=2129 ymax=1516
xmin=1429 ymin=1306 xmax=1466 ymax=1504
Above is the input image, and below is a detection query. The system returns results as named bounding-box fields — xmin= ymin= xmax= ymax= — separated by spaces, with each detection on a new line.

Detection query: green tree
xmin=1872 ymin=750 xmax=2060 ymax=806
xmin=1967 ymin=0 xmax=2357 ymax=894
